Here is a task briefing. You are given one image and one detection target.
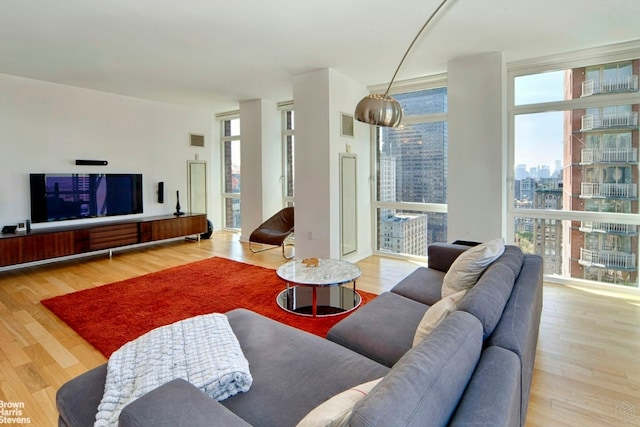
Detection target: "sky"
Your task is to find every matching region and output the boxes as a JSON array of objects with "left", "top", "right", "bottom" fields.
[{"left": 513, "top": 70, "right": 566, "bottom": 170}]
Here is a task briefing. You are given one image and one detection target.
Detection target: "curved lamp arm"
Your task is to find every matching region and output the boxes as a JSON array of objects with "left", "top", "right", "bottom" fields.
[{"left": 355, "top": 0, "right": 451, "bottom": 127}]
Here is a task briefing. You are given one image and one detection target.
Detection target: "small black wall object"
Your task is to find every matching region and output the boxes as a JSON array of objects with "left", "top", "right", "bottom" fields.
[
  {"left": 158, "top": 182, "right": 164, "bottom": 203},
  {"left": 75, "top": 159, "right": 108, "bottom": 166}
]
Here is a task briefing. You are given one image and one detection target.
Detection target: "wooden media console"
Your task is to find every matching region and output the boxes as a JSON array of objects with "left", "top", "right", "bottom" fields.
[{"left": 0, "top": 213, "right": 207, "bottom": 268}]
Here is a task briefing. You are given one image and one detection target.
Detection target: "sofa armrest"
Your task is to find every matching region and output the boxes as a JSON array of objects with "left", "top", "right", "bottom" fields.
[
  {"left": 488, "top": 253, "right": 543, "bottom": 425},
  {"left": 449, "top": 346, "right": 521, "bottom": 427},
  {"left": 119, "top": 379, "right": 252, "bottom": 427},
  {"left": 57, "top": 364, "right": 107, "bottom": 427},
  {"left": 427, "top": 243, "right": 472, "bottom": 272}
]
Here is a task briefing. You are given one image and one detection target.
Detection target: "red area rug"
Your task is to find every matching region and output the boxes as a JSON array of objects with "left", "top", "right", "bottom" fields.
[{"left": 41, "top": 257, "right": 376, "bottom": 358}]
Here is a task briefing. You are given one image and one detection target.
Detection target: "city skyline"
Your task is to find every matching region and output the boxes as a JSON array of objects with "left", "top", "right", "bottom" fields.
[{"left": 514, "top": 161, "right": 562, "bottom": 179}]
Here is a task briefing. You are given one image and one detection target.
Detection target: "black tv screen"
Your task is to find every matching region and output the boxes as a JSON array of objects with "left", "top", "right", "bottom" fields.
[{"left": 30, "top": 173, "right": 143, "bottom": 223}]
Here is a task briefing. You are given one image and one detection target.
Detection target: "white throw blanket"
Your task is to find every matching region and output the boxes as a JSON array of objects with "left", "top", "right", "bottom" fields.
[{"left": 94, "top": 313, "right": 252, "bottom": 427}]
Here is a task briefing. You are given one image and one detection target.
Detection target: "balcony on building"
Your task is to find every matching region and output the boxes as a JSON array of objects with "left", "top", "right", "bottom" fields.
[
  {"left": 580, "top": 111, "right": 639, "bottom": 132},
  {"left": 580, "top": 182, "right": 638, "bottom": 199},
  {"left": 579, "top": 221, "right": 638, "bottom": 235},
  {"left": 580, "top": 147, "right": 638, "bottom": 164},
  {"left": 579, "top": 247, "right": 637, "bottom": 271},
  {"left": 582, "top": 75, "right": 639, "bottom": 97}
]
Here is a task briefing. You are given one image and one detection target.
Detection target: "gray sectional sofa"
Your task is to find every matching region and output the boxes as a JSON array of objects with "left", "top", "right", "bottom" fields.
[{"left": 56, "top": 242, "right": 543, "bottom": 427}]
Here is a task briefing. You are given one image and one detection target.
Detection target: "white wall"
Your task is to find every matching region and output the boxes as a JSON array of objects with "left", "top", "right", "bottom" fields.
[
  {"left": 293, "top": 68, "right": 371, "bottom": 260},
  {"left": 328, "top": 70, "right": 372, "bottom": 261},
  {"left": 447, "top": 53, "right": 506, "bottom": 242},
  {"left": 0, "top": 74, "right": 215, "bottom": 231}
]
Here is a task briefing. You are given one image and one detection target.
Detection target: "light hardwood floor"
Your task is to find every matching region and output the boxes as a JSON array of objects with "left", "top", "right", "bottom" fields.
[{"left": 0, "top": 231, "right": 639, "bottom": 426}]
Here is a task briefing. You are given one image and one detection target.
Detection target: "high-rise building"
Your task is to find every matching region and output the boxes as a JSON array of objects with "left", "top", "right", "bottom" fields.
[
  {"left": 563, "top": 60, "right": 639, "bottom": 285},
  {"left": 553, "top": 160, "right": 562, "bottom": 178},
  {"left": 539, "top": 165, "right": 551, "bottom": 179},
  {"left": 515, "top": 164, "right": 528, "bottom": 180},
  {"left": 533, "top": 180, "right": 563, "bottom": 275},
  {"left": 376, "top": 88, "right": 448, "bottom": 254},
  {"left": 516, "top": 178, "right": 535, "bottom": 204},
  {"left": 378, "top": 154, "right": 430, "bottom": 257},
  {"left": 379, "top": 213, "right": 428, "bottom": 256}
]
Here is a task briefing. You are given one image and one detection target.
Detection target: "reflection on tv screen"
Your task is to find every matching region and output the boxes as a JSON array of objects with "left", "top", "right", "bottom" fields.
[{"left": 30, "top": 173, "right": 143, "bottom": 223}]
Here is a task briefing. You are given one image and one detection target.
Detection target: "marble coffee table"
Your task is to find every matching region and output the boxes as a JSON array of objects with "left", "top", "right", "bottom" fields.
[{"left": 276, "top": 258, "right": 362, "bottom": 317}]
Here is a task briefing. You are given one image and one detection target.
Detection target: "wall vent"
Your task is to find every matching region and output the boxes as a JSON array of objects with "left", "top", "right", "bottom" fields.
[
  {"left": 190, "top": 133, "right": 205, "bottom": 147},
  {"left": 341, "top": 113, "right": 354, "bottom": 137}
]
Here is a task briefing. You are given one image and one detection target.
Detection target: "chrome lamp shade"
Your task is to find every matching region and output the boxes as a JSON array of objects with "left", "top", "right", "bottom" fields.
[
  {"left": 354, "top": 93, "right": 403, "bottom": 128},
  {"left": 354, "top": 0, "right": 450, "bottom": 128}
]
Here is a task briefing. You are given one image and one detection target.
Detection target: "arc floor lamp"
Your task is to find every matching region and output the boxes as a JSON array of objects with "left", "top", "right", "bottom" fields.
[{"left": 354, "top": 0, "right": 451, "bottom": 127}]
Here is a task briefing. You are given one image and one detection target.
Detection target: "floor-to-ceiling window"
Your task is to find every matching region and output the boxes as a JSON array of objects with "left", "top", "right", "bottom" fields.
[
  {"left": 219, "top": 114, "right": 241, "bottom": 229},
  {"left": 509, "top": 46, "right": 640, "bottom": 287},
  {"left": 373, "top": 81, "right": 448, "bottom": 258},
  {"left": 280, "top": 102, "right": 294, "bottom": 207}
]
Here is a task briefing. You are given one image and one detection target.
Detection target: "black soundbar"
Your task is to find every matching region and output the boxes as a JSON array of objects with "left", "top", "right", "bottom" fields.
[{"left": 76, "top": 159, "right": 108, "bottom": 166}]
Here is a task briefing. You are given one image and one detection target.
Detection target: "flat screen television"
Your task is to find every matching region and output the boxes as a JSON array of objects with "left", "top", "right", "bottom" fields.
[{"left": 30, "top": 173, "right": 143, "bottom": 223}]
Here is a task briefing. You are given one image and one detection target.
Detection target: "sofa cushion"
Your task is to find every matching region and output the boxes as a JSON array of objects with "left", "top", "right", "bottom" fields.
[
  {"left": 326, "top": 292, "right": 429, "bottom": 367},
  {"left": 296, "top": 378, "right": 382, "bottom": 427},
  {"left": 221, "top": 309, "right": 389, "bottom": 427},
  {"left": 442, "top": 238, "right": 505, "bottom": 297},
  {"left": 349, "top": 311, "right": 483, "bottom": 427},
  {"left": 457, "top": 263, "right": 515, "bottom": 339},
  {"left": 390, "top": 266, "right": 445, "bottom": 306},
  {"left": 413, "top": 289, "right": 467, "bottom": 347},
  {"left": 494, "top": 245, "right": 525, "bottom": 278}
]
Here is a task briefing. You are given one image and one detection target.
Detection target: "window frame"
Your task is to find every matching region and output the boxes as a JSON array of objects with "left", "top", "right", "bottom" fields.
[
  {"left": 217, "top": 112, "right": 241, "bottom": 231},
  {"left": 369, "top": 75, "right": 449, "bottom": 260},
  {"left": 279, "top": 101, "right": 294, "bottom": 207},
  {"left": 507, "top": 42, "right": 640, "bottom": 287}
]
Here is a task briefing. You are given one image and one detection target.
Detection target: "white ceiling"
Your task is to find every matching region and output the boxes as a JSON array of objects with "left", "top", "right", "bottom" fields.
[{"left": 2, "top": 0, "right": 639, "bottom": 112}]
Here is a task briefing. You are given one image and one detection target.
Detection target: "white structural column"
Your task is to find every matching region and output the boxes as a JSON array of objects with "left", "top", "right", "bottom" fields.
[
  {"left": 293, "top": 68, "right": 371, "bottom": 260},
  {"left": 447, "top": 52, "right": 506, "bottom": 242},
  {"left": 239, "top": 99, "right": 281, "bottom": 241}
]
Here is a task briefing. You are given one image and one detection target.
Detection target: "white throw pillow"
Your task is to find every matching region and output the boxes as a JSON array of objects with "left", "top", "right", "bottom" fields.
[
  {"left": 412, "top": 290, "right": 467, "bottom": 347},
  {"left": 296, "top": 378, "right": 383, "bottom": 427},
  {"left": 441, "top": 238, "right": 505, "bottom": 298}
]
